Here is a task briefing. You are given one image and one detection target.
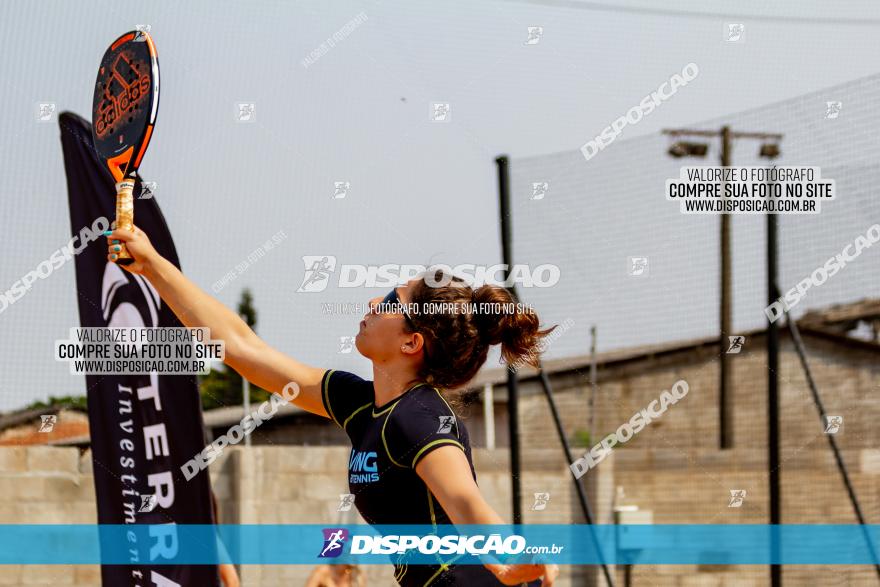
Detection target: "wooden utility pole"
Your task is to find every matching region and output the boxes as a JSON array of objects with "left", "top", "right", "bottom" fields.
[{"left": 661, "top": 127, "right": 782, "bottom": 450}]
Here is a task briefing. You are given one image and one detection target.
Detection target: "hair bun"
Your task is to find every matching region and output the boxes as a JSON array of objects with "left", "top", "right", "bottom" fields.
[
  {"left": 407, "top": 270, "right": 557, "bottom": 390},
  {"left": 472, "top": 286, "right": 505, "bottom": 346}
]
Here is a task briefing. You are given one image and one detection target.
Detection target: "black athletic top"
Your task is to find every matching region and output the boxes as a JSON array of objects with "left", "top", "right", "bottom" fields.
[{"left": 321, "top": 369, "right": 539, "bottom": 587}]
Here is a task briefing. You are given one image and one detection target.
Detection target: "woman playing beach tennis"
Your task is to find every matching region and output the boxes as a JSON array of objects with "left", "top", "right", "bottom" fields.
[{"left": 105, "top": 226, "right": 559, "bottom": 586}]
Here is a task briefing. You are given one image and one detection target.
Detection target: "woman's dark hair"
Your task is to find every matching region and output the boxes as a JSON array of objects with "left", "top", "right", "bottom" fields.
[{"left": 405, "top": 269, "right": 557, "bottom": 390}]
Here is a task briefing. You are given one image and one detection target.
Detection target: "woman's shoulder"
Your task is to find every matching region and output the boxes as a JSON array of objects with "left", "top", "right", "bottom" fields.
[
  {"left": 400, "top": 383, "right": 456, "bottom": 415},
  {"left": 383, "top": 384, "right": 471, "bottom": 467},
  {"left": 324, "top": 369, "right": 373, "bottom": 389}
]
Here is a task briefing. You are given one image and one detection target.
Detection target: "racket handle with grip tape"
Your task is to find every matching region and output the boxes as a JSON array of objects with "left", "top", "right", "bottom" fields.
[{"left": 114, "top": 178, "right": 136, "bottom": 265}]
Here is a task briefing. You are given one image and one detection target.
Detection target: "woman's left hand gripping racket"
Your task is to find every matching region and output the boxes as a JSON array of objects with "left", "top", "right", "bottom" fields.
[{"left": 91, "top": 30, "right": 160, "bottom": 265}]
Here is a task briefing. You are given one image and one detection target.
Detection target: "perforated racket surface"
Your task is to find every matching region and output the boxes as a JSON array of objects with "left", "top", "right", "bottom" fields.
[
  {"left": 92, "top": 30, "right": 159, "bottom": 180},
  {"left": 91, "top": 30, "right": 159, "bottom": 264}
]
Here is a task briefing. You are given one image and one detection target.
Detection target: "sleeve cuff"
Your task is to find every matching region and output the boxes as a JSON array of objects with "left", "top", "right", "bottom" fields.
[
  {"left": 410, "top": 438, "right": 465, "bottom": 469},
  {"left": 320, "top": 369, "right": 340, "bottom": 428}
]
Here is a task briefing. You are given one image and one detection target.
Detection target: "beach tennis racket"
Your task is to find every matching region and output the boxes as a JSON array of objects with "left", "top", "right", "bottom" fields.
[{"left": 91, "top": 29, "right": 160, "bottom": 265}]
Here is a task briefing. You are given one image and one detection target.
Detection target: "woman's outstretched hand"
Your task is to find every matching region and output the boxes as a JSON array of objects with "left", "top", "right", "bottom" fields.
[
  {"left": 485, "top": 562, "right": 558, "bottom": 586},
  {"left": 105, "top": 224, "right": 160, "bottom": 275}
]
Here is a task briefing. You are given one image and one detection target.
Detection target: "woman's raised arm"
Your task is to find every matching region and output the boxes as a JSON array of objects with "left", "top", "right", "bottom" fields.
[
  {"left": 105, "top": 226, "right": 330, "bottom": 418},
  {"left": 416, "top": 446, "right": 558, "bottom": 586}
]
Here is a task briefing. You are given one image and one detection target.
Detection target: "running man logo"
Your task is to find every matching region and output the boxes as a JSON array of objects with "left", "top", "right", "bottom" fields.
[
  {"left": 524, "top": 26, "right": 543, "bottom": 45},
  {"left": 37, "top": 103, "right": 56, "bottom": 122},
  {"left": 138, "top": 494, "right": 158, "bottom": 513},
  {"left": 726, "top": 23, "right": 744, "bottom": 42},
  {"left": 338, "top": 336, "right": 355, "bottom": 354},
  {"left": 38, "top": 415, "right": 57, "bottom": 433},
  {"left": 825, "top": 101, "right": 842, "bottom": 119},
  {"left": 824, "top": 415, "right": 843, "bottom": 434},
  {"left": 431, "top": 102, "right": 450, "bottom": 122},
  {"left": 337, "top": 493, "right": 355, "bottom": 512},
  {"left": 437, "top": 415, "right": 456, "bottom": 434},
  {"left": 133, "top": 24, "right": 151, "bottom": 42},
  {"left": 139, "top": 181, "right": 157, "bottom": 200},
  {"left": 318, "top": 528, "right": 349, "bottom": 558},
  {"left": 333, "top": 181, "right": 351, "bottom": 199},
  {"left": 349, "top": 450, "right": 379, "bottom": 483},
  {"left": 297, "top": 256, "right": 338, "bottom": 292},
  {"left": 627, "top": 256, "right": 649, "bottom": 276},
  {"left": 531, "top": 492, "right": 550, "bottom": 511},
  {"left": 237, "top": 103, "right": 255, "bottom": 122},
  {"left": 531, "top": 182, "right": 549, "bottom": 200},
  {"left": 728, "top": 489, "right": 746, "bottom": 508},
  {"left": 727, "top": 336, "right": 745, "bottom": 354}
]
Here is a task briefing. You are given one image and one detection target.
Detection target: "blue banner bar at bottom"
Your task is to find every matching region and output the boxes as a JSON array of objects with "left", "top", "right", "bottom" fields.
[{"left": 1, "top": 524, "right": 879, "bottom": 565}]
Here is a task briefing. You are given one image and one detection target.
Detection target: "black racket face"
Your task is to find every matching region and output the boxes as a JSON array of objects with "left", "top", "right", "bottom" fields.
[{"left": 91, "top": 30, "right": 159, "bottom": 181}]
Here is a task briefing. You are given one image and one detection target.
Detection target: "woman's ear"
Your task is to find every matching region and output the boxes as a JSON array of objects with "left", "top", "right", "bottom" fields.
[{"left": 400, "top": 332, "right": 426, "bottom": 356}]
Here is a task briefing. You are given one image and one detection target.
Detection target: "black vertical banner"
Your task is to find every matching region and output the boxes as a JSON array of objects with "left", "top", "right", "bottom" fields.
[{"left": 59, "top": 111, "right": 220, "bottom": 587}]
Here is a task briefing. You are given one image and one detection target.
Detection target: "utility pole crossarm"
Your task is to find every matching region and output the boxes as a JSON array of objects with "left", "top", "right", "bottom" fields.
[{"left": 662, "top": 128, "right": 783, "bottom": 140}]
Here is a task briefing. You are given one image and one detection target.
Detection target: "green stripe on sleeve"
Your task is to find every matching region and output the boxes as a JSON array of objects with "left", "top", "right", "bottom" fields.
[
  {"left": 322, "top": 369, "right": 339, "bottom": 426},
  {"left": 411, "top": 439, "right": 465, "bottom": 468}
]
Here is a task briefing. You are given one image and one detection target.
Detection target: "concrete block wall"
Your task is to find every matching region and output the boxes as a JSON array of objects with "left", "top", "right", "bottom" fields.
[
  {"left": 518, "top": 337, "right": 879, "bottom": 453},
  {"left": 0, "top": 445, "right": 594, "bottom": 586},
  {"left": 0, "top": 446, "right": 98, "bottom": 585},
  {"left": 1, "top": 443, "right": 873, "bottom": 585},
  {"left": 516, "top": 336, "right": 880, "bottom": 586}
]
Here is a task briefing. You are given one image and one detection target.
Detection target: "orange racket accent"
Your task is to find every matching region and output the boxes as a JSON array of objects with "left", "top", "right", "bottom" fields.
[
  {"left": 111, "top": 33, "right": 134, "bottom": 51},
  {"left": 134, "top": 125, "right": 153, "bottom": 168},
  {"left": 110, "top": 55, "right": 132, "bottom": 88},
  {"left": 106, "top": 146, "right": 134, "bottom": 182},
  {"left": 144, "top": 34, "right": 158, "bottom": 58}
]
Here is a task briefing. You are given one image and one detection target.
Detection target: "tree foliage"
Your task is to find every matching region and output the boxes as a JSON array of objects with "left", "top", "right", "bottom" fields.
[{"left": 198, "top": 288, "right": 271, "bottom": 411}]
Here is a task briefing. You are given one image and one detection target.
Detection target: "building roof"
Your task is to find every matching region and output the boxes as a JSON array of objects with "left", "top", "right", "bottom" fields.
[
  {"left": 799, "top": 298, "right": 880, "bottom": 330},
  {"left": 202, "top": 401, "right": 306, "bottom": 428},
  {"left": 465, "top": 297, "right": 880, "bottom": 390},
  {"left": 0, "top": 407, "right": 90, "bottom": 446}
]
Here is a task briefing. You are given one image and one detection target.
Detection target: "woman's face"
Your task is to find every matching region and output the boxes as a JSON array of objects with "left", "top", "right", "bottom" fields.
[{"left": 355, "top": 279, "right": 418, "bottom": 361}]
